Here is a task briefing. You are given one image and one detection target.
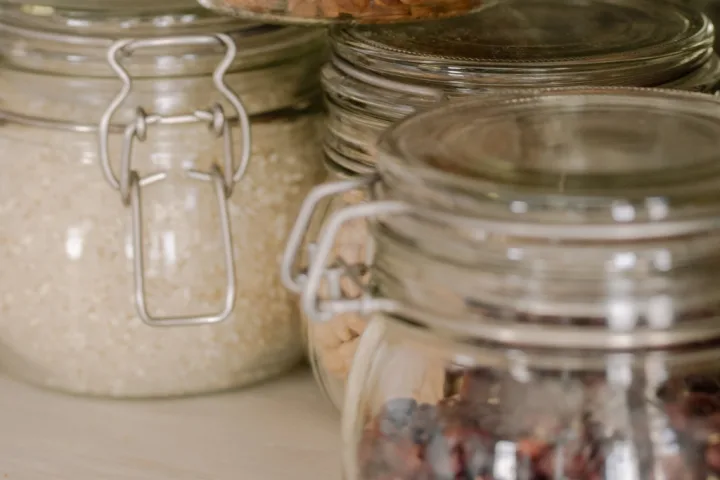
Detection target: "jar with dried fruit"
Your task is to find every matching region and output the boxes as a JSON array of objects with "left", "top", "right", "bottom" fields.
[
  {"left": 198, "top": 0, "right": 483, "bottom": 25},
  {"left": 298, "top": 88, "right": 720, "bottom": 479},
  {"left": 0, "top": 4, "right": 327, "bottom": 397},
  {"left": 281, "top": 0, "right": 720, "bottom": 413}
]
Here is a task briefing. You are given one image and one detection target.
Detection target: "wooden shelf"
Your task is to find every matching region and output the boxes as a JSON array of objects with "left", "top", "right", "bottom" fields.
[{"left": 0, "top": 368, "right": 341, "bottom": 479}]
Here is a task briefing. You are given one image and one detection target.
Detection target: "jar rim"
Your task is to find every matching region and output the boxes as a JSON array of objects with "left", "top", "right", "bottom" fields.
[
  {"left": 330, "top": 0, "right": 714, "bottom": 89},
  {"left": 322, "top": 54, "right": 720, "bottom": 172},
  {"left": 0, "top": 4, "right": 327, "bottom": 77},
  {"left": 2, "top": 0, "right": 197, "bottom": 11},
  {"left": 375, "top": 87, "right": 720, "bottom": 241}
]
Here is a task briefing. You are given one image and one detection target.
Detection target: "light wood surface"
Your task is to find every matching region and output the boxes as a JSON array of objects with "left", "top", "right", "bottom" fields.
[{"left": 0, "top": 368, "right": 341, "bottom": 479}]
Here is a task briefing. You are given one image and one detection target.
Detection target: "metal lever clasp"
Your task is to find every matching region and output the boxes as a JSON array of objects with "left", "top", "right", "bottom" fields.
[
  {"left": 301, "top": 199, "right": 410, "bottom": 323},
  {"left": 130, "top": 165, "right": 236, "bottom": 327},
  {"left": 98, "top": 34, "right": 252, "bottom": 197},
  {"left": 281, "top": 175, "right": 378, "bottom": 294},
  {"left": 99, "top": 33, "right": 250, "bottom": 327}
]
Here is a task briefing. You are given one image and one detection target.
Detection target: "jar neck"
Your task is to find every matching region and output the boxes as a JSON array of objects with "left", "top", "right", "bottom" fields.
[
  {"left": 362, "top": 165, "right": 720, "bottom": 350},
  {"left": 370, "top": 217, "right": 720, "bottom": 349}
]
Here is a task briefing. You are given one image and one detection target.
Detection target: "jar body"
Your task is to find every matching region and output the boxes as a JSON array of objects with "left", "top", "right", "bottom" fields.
[
  {"left": 344, "top": 315, "right": 720, "bottom": 480},
  {"left": 0, "top": 100, "right": 325, "bottom": 398}
]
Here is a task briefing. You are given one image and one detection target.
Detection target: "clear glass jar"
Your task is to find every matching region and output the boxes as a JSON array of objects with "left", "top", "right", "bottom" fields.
[
  {"left": 325, "top": 0, "right": 720, "bottom": 170},
  {"left": 0, "top": 4, "right": 327, "bottom": 397},
  {"left": 198, "top": 0, "right": 483, "bottom": 26},
  {"left": 283, "top": 0, "right": 720, "bottom": 412},
  {"left": 297, "top": 87, "right": 720, "bottom": 479}
]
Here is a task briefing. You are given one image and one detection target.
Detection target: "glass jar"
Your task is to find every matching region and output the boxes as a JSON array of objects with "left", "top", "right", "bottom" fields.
[
  {"left": 325, "top": 0, "right": 720, "bottom": 171},
  {"left": 0, "top": 4, "right": 327, "bottom": 397},
  {"left": 282, "top": 0, "right": 720, "bottom": 412},
  {"left": 198, "top": 0, "right": 483, "bottom": 26},
  {"left": 298, "top": 87, "right": 720, "bottom": 479}
]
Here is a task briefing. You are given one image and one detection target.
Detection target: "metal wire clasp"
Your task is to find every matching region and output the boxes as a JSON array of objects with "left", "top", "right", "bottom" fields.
[
  {"left": 280, "top": 175, "right": 377, "bottom": 294},
  {"left": 282, "top": 178, "right": 409, "bottom": 323},
  {"left": 98, "top": 34, "right": 251, "bottom": 327}
]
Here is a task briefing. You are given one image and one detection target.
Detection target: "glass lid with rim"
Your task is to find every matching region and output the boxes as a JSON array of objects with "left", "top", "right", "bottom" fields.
[
  {"left": 0, "top": 2, "right": 326, "bottom": 123},
  {"left": 1, "top": 0, "right": 196, "bottom": 11},
  {"left": 359, "top": 87, "right": 720, "bottom": 335},
  {"left": 375, "top": 88, "right": 720, "bottom": 236},
  {"left": 330, "top": 0, "right": 715, "bottom": 89},
  {"left": 0, "top": 4, "right": 325, "bottom": 76}
]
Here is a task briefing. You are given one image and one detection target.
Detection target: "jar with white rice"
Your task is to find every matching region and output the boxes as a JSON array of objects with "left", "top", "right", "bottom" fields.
[{"left": 0, "top": 3, "right": 327, "bottom": 397}]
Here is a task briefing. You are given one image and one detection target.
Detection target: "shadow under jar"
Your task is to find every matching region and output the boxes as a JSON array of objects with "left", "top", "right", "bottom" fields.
[
  {"left": 0, "top": 4, "right": 327, "bottom": 397},
  {"left": 282, "top": 0, "right": 720, "bottom": 412},
  {"left": 299, "top": 88, "right": 720, "bottom": 479}
]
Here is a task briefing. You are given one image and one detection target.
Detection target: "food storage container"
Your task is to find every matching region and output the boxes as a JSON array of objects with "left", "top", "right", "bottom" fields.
[
  {"left": 325, "top": 0, "right": 719, "bottom": 170},
  {"left": 198, "top": 0, "right": 483, "bottom": 26},
  {"left": 281, "top": 0, "right": 720, "bottom": 411},
  {"left": 297, "top": 87, "right": 720, "bottom": 479},
  {"left": 0, "top": 4, "right": 327, "bottom": 397}
]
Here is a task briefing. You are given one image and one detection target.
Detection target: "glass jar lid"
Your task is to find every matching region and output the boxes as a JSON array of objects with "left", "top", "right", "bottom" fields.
[
  {"left": 331, "top": 0, "right": 714, "bottom": 89},
  {"left": 0, "top": 4, "right": 326, "bottom": 123},
  {"left": 362, "top": 87, "right": 720, "bottom": 347},
  {"left": 377, "top": 87, "right": 720, "bottom": 236},
  {"left": 2, "top": 0, "right": 196, "bottom": 12},
  {"left": 0, "top": 5, "right": 325, "bottom": 73}
]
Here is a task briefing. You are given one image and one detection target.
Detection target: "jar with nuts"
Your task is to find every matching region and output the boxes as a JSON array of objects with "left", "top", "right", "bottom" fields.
[
  {"left": 296, "top": 88, "right": 720, "bottom": 478},
  {"left": 323, "top": 0, "right": 720, "bottom": 172},
  {"left": 282, "top": 0, "right": 720, "bottom": 413},
  {"left": 283, "top": 155, "right": 378, "bottom": 409},
  {"left": 198, "top": 0, "right": 483, "bottom": 24}
]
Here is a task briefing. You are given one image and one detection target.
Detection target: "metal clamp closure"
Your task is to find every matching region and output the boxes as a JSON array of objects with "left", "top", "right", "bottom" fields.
[
  {"left": 298, "top": 181, "right": 720, "bottom": 351},
  {"left": 282, "top": 177, "right": 410, "bottom": 323},
  {"left": 99, "top": 34, "right": 250, "bottom": 327},
  {"left": 280, "top": 175, "right": 377, "bottom": 294}
]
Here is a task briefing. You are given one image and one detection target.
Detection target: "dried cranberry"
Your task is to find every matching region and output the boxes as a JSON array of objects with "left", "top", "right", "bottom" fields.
[
  {"left": 684, "top": 376, "right": 720, "bottom": 396},
  {"left": 378, "top": 398, "right": 418, "bottom": 438},
  {"left": 360, "top": 431, "right": 423, "bottom": 479},
  {"left": 684, "top": 393, "right": 720, "bottom": 418},
  {"left": 410, "top": 403, "right": 438, "bottom": 446},
  {"left": 706, "top": 442, "right": 720, "bottom": 473}
]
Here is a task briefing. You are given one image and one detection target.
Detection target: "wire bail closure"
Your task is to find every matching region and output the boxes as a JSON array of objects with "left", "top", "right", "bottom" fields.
[
  {"left": 280, "top": 175, "right": 377, "bottom": 294},
  {"left": 280, "top": 175, "right": 407, "bottom": 323},
  {"left": 293, "top": 180, "right": 720, "bottom": 350},
  {"left": 98, "top": 34, "right": 251, "bottom": 327}
]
